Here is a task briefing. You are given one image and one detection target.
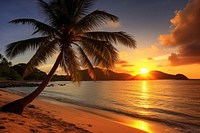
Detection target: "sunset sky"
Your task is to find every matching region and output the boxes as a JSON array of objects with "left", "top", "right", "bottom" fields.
[{"left": 0, "top": 0, "right": 200, "bottom": 79}]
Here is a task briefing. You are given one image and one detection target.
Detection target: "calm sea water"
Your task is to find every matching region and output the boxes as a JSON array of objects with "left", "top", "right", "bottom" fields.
[{"left": 8, "top": 80, "right": 200, "bottom": 133}]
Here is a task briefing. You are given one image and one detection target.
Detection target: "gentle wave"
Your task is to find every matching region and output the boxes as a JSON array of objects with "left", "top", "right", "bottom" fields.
[{"left": 8, "top": 80, "right": 200, "bottom": 133}]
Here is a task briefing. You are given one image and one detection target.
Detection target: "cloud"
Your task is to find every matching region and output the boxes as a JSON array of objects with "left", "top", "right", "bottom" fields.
[
  {"left": 121, "top": 64, "right": 135, "bottom": 67},
  {"left": 159, "top": 0, "right": 200, "bottom": 65},
  {"left": 116, "top": 60, "right": 128, "bottom": 64},
  {"left": 168, "top": 43, "right": 200, "bottom": 66},
  {"left": 116, "top": 59, "right": 134, "bottom": 67},
  {"left": 147, "top": 57, "right": 154, "bottom": 60}
]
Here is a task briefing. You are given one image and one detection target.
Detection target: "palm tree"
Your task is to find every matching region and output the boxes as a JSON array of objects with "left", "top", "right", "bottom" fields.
[
  {"left": 0, "top": 53, "right": 12, "bottom": 67},
  {"left": 0, "top": 53, "right": 3, "bottom": 60},
  {"left": 1, "top": 0, "right": 136, "bottom": 114}
]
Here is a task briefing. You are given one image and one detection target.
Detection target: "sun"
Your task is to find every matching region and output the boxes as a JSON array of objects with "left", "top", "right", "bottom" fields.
[{"left": 140, "top": 68, "right": 149, "bottom": 74}]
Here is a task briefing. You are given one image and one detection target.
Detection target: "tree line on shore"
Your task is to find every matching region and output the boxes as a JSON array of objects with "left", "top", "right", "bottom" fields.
[
  {"left": 0, "top": 53, "right": 46, "bottom": 81},
  {"left": 1, "top": 53, "right": 130, "bottom": 81},
  {"left": 0, "top": 53, "right": 133, "bottom": 81},
  {"left": 1, "top": 53, "right": 188, "bottom": 81}
]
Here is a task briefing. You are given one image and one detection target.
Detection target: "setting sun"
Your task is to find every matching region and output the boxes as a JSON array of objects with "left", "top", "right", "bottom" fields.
[
  {"left": 140, "top": 68, "right": 149, "bottom": 74},
  {"left": 0, "top": 1, "right": 200, "bottom": 133}
]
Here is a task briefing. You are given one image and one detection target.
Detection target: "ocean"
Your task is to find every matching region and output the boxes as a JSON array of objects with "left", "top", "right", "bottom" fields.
[{"left": 8, "top": 80, "right": 200, "bottom": 133}]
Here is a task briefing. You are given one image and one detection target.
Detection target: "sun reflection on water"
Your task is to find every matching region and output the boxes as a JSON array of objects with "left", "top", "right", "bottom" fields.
[
  {"left": 142, "top": 81, "right": 148, "bottom": 93},
  {"left": 129, "top": 120, "right": 151, "bottom": 132},
  {"left": 138, "top": 81, "right": 150, "bottom": 115}
]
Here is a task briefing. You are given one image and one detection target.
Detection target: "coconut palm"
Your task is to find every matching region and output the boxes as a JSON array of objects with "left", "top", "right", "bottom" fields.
[
  {"left": 1, "top": 0, "right": 136, "bottom": 114},
  {"left": 0, "top": 53, "right": 12, "bottom": 67},
  {"left": 0, "top": 53, "right": 3, "bottom": 60}
]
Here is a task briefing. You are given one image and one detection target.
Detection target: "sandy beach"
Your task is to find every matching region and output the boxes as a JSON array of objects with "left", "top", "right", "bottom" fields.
[{"left": 0, "top": 88, "right": 181, "bottom": 133}]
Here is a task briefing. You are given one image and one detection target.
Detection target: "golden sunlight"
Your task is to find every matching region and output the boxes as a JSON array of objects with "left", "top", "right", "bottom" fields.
[
  {"left": 140, "top": 68, "right": 149, "bottom": 74},
  {"left": 130, "top": 120, "right": 150, "bottom": 132}
]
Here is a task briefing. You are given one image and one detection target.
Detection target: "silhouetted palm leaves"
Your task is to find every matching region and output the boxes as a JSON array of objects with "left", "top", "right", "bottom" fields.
[
  {"left": 1, "top": 0, "right": 136, "bottom": 114},
  {"left": 6, "top": 0, "right": 136, "bottom": 81}
]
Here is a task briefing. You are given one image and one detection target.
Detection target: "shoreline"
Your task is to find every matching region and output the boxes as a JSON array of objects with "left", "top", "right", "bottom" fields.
[
  {"left": 0, "top": 81, "right": 40, "bottom": 88},
  {"left": 0, "top": 88, "right": 181, "bottom": 133}
]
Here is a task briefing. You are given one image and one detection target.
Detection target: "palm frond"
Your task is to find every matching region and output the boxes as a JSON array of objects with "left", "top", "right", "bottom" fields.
[
  {"left": 60, "top": 47, "right": 80, "bottom": 82},
  {"left": 24, "top": 39, "right": 58, "bottom": 77},
  {"left": 6, "top": 37, "right": 48, "bottom": 59},
  {"left": 49, "top": 0, "right": 72, "bottom": 26},
  {"left": 74, "top": 10, "right": 118, "bottom": 32},
  {"left": 82, "top": 31, "right": 136, "bottom": 48},
  {"left": 38, "top": 0, "right": 61, "bottom": 28},
  {"left": 77, "top": 36, "right": 119, "bottom": 68},
  {"left": 53, "top": 0, "right": 93, "bottom": 21},
  {"left": 76, "top": 45, "right": 95, "bottom": 79},
  {"left": 41, "top": 0, "right": 78, "bottom": 28},
  {"left": 10, "top": 19, "right": 58, "bottom": 36},
  {"left": 75, "top": 0, "right": 94, "bottom": 17}
]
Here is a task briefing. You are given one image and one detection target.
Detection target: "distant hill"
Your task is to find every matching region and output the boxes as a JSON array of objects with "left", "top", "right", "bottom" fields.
[
  {"left": 133, "top": 70, "right": 188, "bottom": 80},
  {"left": 79, "top": 68, "right": 133, "bottom": 80},
  {"left": 0, "top": 53, "right": 189, "bottom": 81},
  {"left": 0, "top": 61, "right": 188, "bottom": 81},
  {"left": 52, "top": 69, "right": 188, "bottom": 81},
  {"left": 11, "top": 63, "right": 47, "bottom": 80},
  {"left": 52, "top": 68, "right": 133, "bottom": 81}
]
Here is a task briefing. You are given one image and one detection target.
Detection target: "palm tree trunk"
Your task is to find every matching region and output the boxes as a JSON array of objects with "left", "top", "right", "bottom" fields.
[{"left": 1, "top": 52, "right": 63, "bottom": 114}]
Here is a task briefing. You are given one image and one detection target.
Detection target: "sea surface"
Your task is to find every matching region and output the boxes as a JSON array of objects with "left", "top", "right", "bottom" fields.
[{"left": 8, "top": 80, "right": 200, "bottom": 133}]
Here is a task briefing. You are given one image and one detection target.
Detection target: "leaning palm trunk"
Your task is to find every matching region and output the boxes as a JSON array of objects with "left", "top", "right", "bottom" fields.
[
  {"left": 1, "top": 52, "right": 63, "bottom": 114},
  {"left": 1, "top": 0, "right": 136, "bottom": 115}
]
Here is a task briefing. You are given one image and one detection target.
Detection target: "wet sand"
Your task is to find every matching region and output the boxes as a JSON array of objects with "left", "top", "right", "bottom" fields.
[{"left": 0, "top": 88, "right": 181, "bottom": 133}]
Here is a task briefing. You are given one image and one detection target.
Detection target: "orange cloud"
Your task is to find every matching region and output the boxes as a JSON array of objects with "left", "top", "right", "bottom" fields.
[
  {"left": 116, "top": 59, "right": 134, "bottom": 67},
  {"left": 147, "top": 57, "right": 154, "bottom": 60},
  {"left": 121, "top": 64, "right": 135, "bottom": 67},
  {"left": 116, "top": 60, "right": 128, "bottom": 64},
  {"left": 168, "top": 43, "right": 200, "bottom": 66},
  {"left": 159, "top": 0, "right": 200, "bottom": 66}
]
